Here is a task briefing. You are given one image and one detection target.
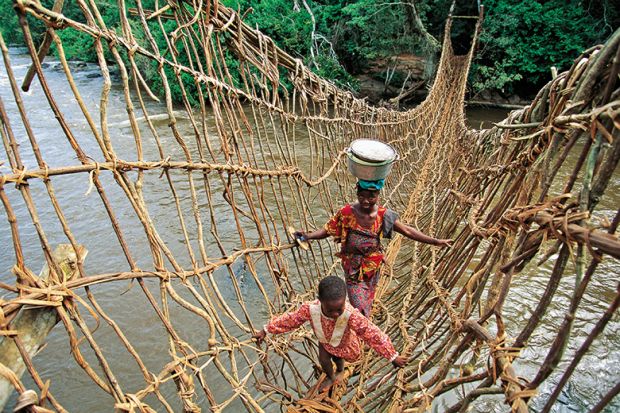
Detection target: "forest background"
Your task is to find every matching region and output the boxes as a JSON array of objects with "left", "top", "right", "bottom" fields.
[{"left": 1, "top": 0, "right": 618, "bottom": 106}]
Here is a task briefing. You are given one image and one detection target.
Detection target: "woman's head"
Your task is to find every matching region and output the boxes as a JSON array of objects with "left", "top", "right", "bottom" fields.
[
  {"left": 356, "top": 179, "right": 384, "bottom": 192},
  {"left": 356, "top": 183, "right": 379, "bottom": 210},
  {"left": 318, "top": 276, "right": 347, "bottom": 318},
  {"left": 356, "top": 179, "right": 383, "bottom": 209},
  {"left": 355, "top": 182, "right": 380, "bottom": 195}
]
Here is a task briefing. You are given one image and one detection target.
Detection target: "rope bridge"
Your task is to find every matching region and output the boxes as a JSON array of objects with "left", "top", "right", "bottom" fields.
[{"left": 0, "top": 0, "right": 619, "bottom": 412}]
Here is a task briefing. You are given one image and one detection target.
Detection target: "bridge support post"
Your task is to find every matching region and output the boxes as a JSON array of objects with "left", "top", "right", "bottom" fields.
[{"left": 0, "top": 244, "right": 86, "bottom": 411}]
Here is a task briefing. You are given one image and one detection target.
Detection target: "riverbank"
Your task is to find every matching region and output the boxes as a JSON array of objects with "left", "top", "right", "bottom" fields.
[{"left": 356, "top": 70, "right": 530, "bottom": 110}]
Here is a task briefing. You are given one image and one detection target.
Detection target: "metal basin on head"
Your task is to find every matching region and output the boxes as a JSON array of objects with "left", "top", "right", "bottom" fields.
[{"left": 347, "top": 139, "right": 398, "bottom": 180}]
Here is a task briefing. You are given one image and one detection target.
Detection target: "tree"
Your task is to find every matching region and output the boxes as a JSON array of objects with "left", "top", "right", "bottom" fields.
[
  {"left": 3, "top": 0, "right": 617, "bottom": 102},
  {"left": 472, "top": 0, "right": 618, "bottom": 96}
]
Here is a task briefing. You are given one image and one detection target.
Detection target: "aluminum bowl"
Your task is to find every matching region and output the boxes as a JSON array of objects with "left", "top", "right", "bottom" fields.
[
  {"left": 346, "top": 151, "right": 395, "bottom": 180},
  {"left": 349, "top": 139, "right": 397, "bottom": 163}
]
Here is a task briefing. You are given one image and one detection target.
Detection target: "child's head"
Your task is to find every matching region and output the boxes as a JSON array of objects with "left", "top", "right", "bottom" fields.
[{"left": 318, "top": 276, "right": 347, "bottom": 318}]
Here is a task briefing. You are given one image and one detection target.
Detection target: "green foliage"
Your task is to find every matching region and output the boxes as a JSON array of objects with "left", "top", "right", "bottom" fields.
[
  {"left": 0, "top": 0, "right": 49, "bottom": 46},
  {"left": 313, "top": 51, "right": 359, "bottom": 90},
  {"left": 471, "top": 63, "right": 523, "bottom": 93},
  {"left": 473, "top": 0, "right": 616, "bottom": 95},
  {"left": 0, "top": 1, "right": 21, "bottom": 45},
  {"left": 0, "top": 0, "right": 120, "bottom": 60},
  {"left": 224, "top": 0, "right": 356, "bottom": 89},
  {"left": 321, "top": 0, "right": 452, "bottom": 86},
  {"left": 2, "top": 0, "right": 618, "bottom": 102},
  {"left": 338, "top": 0, "right": 439, "bottom": 64},
  {"left": 226, "top": 0, "right": 312, "bottom": 57},
  {"left": 135, "top": 16, "right": 202, "bottom": 108}
]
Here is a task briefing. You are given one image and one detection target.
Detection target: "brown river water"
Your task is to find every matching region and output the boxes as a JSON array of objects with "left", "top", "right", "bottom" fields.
[{"left": 1, "top": 49, "right": 618, "bottom": 412}]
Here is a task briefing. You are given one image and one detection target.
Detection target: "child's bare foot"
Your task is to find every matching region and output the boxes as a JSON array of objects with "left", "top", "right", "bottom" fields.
[{"left": 319, "top": 377, "right": 334, "bottom": 393}]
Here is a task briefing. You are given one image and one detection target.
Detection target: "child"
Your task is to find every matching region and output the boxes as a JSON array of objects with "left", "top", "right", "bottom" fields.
[
  {"left": 253, "top": 276, "right": 408, "bottom": 392},
  {"left": 295, "top": 179, "right": 452, "bottom": 317}
]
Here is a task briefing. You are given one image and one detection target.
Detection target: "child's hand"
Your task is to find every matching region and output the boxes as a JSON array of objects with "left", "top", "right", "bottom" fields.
[
  {"left": 252, "top": 329, "right": 266, "bottom": 345},
  {"left": 435, "top": 238, "right": 453, "bottom": 248},
  {"left": 392, "top": 355, "right": 409, "bottom": 368}
]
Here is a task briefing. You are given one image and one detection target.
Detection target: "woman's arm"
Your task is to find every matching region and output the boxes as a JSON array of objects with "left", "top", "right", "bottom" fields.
[
  {"left": 393, "top": 220, "right": 453, "bottom": 247},
  {"left": 295, "top": 206, "right": 345, "bottom": 242},
  {"left": 296, "top": 228, "right": 329, "bottom": 240}
]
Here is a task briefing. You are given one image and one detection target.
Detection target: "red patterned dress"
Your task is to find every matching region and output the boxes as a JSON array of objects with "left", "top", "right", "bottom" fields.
[
  {"left": 264, "top": 300, "right": 398, "bottom": 362},
  {"left": 324, "top": 204, "right": 396, "bottom": 316}
]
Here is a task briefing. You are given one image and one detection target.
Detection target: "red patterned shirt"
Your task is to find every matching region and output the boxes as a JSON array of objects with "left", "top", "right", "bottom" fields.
[
  {"left": 264, "top": 300, "right": 398, "bottom": 362},
  {"left": 324, "top": 204, "right": 387, "bottom": 281}
]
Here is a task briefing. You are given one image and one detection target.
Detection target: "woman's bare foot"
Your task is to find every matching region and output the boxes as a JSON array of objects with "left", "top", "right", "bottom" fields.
[
  {"left": 319, "top": 371, "right": 344, "bottom": 393},
  {"left": 334, "top": 370, "right": 345, "bottom": 383},
  {"left": 319, "top": 377, "right": 334, "bottom": 393}
]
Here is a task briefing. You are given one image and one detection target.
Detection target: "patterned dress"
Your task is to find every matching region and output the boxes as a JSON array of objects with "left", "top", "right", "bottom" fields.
[
  {"left": 324, "top": 204, "right": 397, "bottom": 316},
  {"left": 264, "top": 300, "right": 398, "bottom": 362}
]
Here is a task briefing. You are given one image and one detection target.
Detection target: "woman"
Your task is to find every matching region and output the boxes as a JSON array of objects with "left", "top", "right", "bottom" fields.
[{"left": 295, "top": 179, "right": 452, "bottom": 317}]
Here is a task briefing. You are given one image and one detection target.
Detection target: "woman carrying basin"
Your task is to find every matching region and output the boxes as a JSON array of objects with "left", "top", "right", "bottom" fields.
[{"left": 295, "top": 139, "right": 452, "bottom": 317}]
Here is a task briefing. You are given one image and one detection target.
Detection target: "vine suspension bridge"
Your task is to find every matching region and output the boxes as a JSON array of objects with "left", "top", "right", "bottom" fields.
[{"left": 0, "top": 0, "right": 619, "bottom": 412}]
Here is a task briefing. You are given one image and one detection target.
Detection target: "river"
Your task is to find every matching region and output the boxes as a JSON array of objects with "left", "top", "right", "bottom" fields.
[{"left": 0, "top": 48, "right": 618, "bottom": 412}]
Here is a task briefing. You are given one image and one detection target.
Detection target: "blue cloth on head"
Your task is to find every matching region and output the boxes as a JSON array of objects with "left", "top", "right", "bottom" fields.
[{"left": 358, "top": 179, "right": 385, "bottom": 190}]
